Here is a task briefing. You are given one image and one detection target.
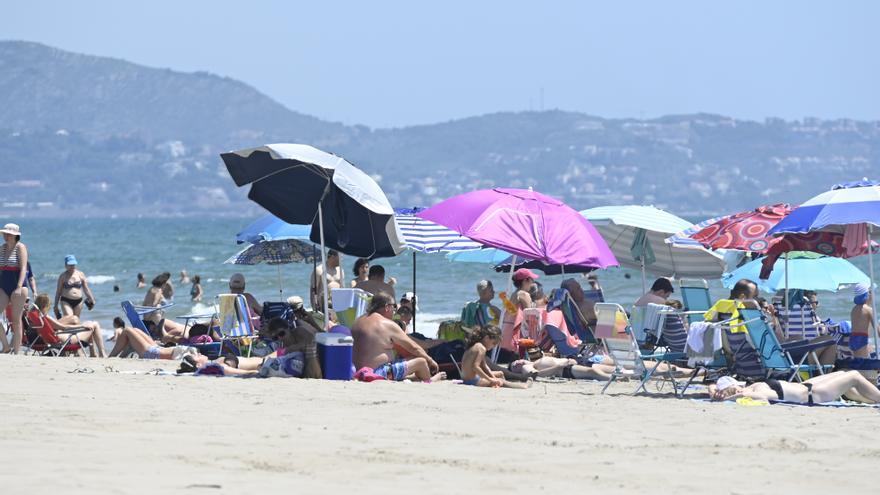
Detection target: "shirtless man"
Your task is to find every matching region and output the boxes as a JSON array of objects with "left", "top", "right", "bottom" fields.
[
  {"left": 634, "top": 277, "right": 674, "bottom": 307},
  {"left": 355, "top": 265, "right": 395, "bottom": 300},
  {"left": 850, "top": 283, "right": 876, "bottom": 359},
  {"left": 351, "top": 292, "right": 444, "bottom": 382},
  {"left": 311, "top": 249, "right": 343, "bottom": 311}
]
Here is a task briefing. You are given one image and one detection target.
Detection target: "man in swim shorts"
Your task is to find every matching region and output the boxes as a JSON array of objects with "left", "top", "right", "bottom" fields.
[
  {"left": 351, "top": 292, "right": 445, "bottom": 382},
  {"left": 850, "top": 283, "right": 876, "bottom": 358}
]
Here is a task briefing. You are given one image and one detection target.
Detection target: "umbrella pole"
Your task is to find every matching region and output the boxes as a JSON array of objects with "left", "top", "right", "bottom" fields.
[
  {"left": 318, "top": 203, "right": 330, "bottom": 330},
  {"left": 784, "top": 252, "right": 789, "bottom": 339},
  {"left": 869, "top": 224, "right": 879, "bottom": 356},
  {"left": 412, "top": 251, "right": 417, "bottom": 333},
  {"left": 278, "top": 265, "right": 283, "bottom": 299},
  {"left": 640, "top": 258, "right": 647, "bottom": 294}
]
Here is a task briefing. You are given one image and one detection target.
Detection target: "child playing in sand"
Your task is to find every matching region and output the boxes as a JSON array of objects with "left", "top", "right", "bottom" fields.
[{"left": 461, "top": 326, "right": 529, "bottom": 389}]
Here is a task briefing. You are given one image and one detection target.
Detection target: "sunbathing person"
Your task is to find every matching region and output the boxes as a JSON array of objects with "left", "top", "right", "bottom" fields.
[
  {"left": 33, "top": 293, "right": 107, "bottom": 357},
  {"left": 709, "top": 371, "right": 880, "bottom": 405},
  {"left": 460, "top": 325, "right": 529, "bottom": 389},
  {"left": 180, "top": 318, "right": 321, "bottom": 378},
  {"left": 351, "top": 292, "right": 444, "bottom": 382},
  {"left": 108, "top": 326, "right": 196, "bottom": 360},
  {"left": 509, "top": 356, "right": 614, "bottom": 381}
]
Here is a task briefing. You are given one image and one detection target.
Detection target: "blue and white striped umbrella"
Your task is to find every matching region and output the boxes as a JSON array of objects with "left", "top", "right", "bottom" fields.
[
  {"left": 394, "top": 207, "right": 482, "bottom": 253},
  {"left": 768, "top": 179, "right": 880, "bottom": 238}
]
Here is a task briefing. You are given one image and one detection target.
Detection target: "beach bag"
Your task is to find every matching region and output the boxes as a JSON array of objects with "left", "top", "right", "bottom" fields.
[
  {"left": 438, "top": 320, "right": 467, "bottom": 342},
  {"left": 259, "top": 351, "right": 305, "bottom": 378},
  {"left": 261, "top": 301, "right": 296, "bottom": 328}
]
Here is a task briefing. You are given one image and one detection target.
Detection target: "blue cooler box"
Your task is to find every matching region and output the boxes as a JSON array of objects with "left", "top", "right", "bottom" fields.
[{"left": 316, "top": 333, "right": 354, "bottom": 380}]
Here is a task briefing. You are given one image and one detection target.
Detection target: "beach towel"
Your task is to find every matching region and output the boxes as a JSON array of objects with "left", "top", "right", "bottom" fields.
[
  {"left": 500, "top": 309, "right": 524, "bottom": 352},
  {"left": 643, "top": 303, "right": 667, "bottom": 341},
  {"left": 543, "top": 309, "right": 580, "bottom": 349},
  {"left": 686, "top": 321, "right": 721, "bottom": 364},
  {"left": 843, "top": 223, "right": 869, "bottom": 257},
  {"left": 460, "top": 301, "right": 495, "bottom": 327},
  {"left": 704, "top": 300, "right": 748, "bottom": 333}
]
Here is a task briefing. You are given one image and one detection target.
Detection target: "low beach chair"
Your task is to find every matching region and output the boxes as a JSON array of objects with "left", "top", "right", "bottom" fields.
[
  {"left": 216, "top": 293, "right": 258, "bottom": 357},
  {"left": 777, "top": 304, "right": 823, "bottom": 341},
  {"left": 595, "top": 303, "right": 680, "bottom": 395},
  {"left": 121, "top": 300, "right": 174, "bottom": 337},
  {"left": 549, "top": 288, "right": 599, "bottom": 346},
  {"left": 738, "top": 308, "right": 831, "bottom": 381},
  {"left": 24, "top": 309, "right": 87, "bottom": 357},
  {"left": 679, "top": 279, "right": 712, "bottom": 324},
  {"left": 679, "top": 320, "right": 729, "bottom": 396}
]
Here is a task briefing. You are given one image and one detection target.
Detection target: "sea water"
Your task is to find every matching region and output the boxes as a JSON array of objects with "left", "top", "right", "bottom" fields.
[{"left": 5, "top": 217, "right": 871, "bottom": 338}]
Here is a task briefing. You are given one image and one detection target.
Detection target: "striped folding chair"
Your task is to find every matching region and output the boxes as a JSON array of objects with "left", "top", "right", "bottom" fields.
[
  {"left": 595, "top": 303, "right": 680, "bottom": 395},
  {"left": 217, "top": 293, "right": 258, "bottom": 357},
  {"left": 777, "top": 304, "right": 823, "bottom": 341}
]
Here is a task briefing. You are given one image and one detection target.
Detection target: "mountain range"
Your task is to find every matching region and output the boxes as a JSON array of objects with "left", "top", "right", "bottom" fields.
[{"left": 1, "top": 40, "right": 877, "bottom": 218}]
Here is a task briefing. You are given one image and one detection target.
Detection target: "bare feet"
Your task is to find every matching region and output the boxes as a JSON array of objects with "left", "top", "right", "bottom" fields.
[{"left": 430, "top": 371, "right": 447, "bottom": 382}]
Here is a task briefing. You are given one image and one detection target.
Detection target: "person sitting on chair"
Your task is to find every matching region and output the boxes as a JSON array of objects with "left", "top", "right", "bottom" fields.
[
  {"left": 33, "top": 293, "right": 106, "bottom": 357},
  {"left": 634, "top": 277, "right": 675, "bottom": 307}
]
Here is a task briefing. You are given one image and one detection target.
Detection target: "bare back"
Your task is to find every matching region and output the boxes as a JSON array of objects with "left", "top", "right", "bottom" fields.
[
  {"left": 355, "top": 279, "right": 396, "bottom": 300},
  {"left": 352, "top": 312, "right": 405, "bottom": 369},
  {"left": 851, "top": 303, "right": 875, "bottom": 335}
]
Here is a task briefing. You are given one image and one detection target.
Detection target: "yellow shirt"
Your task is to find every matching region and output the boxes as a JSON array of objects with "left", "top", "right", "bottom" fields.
[{"left": 704, "top": 299, "right": 748, "bottom": 333}]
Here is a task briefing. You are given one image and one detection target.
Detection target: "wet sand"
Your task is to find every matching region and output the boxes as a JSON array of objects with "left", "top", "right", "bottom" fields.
[{"left": 0, "top": 354, "right": 877, "bottom": 494}]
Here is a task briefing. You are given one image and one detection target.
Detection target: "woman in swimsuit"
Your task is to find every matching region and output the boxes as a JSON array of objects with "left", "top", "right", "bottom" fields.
[
  {"left": 108, "top": 325, "right": 197, "bottom": 360},
  {"left": 709, "top": 371, "right": 880, "bottom": 405},
  {"left": 0, "top": 223, "right": 29, "bottom": 354},
  {"left": 34, "top": 293, "right": 107, "bottom": 357},
  {"left": 54, "top": 255, "right": 95, "bottom": 318},
  {"left": 350, "top": 258, "right": 369, "bottom": 288},
  {"left": 460, "top": 325, "right": 529, "bottom": 389},
  {"left": 190, "top": 275, "right": 203, "bottom": 302}
]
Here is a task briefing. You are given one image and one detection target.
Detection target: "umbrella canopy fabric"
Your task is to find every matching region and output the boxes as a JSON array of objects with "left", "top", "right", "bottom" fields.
[
  {"left": 582, "top": 205, "right": 726, "bottom": 278},
  {"left": 418, "top": 188, "right": 617, "bottom": 268},
  {"left": 235, "top": 214, "right": 312, "bottom": 244},
  {"left": 221, "top": 144, "right": 404, "bottom": 258},
  {"left": 445, "top": 248, "right": 594, "bottom": 274},
  {"left": 722, "top": 252, "right": 869, "bottom": 293},
  {"left": 768, "top": 179, "right": 880, "bottom": 237},
  {"left": 688, "top": 203, "right": 792, "bottom": 253},
  {"left": 665, "top": 215, "right": 726, "bottom": 250},
  {"left": 394, "top": 207, "right": 482, "bottom": 253},
  {"left": 224, "top": 239, "right": 316, "bottom": 265}
]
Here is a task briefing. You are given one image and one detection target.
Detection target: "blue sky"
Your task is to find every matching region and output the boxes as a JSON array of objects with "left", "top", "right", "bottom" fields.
[{"left": 4, "top": 1, "right": 878, "bottom": 127}]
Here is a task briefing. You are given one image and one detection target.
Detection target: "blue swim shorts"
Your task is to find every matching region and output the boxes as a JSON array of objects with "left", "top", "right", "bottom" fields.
[
  {"left": 373, "top": 360, "right": 408, "bottom": 381},
  {"left": 850, "top": 334, "right": 869, "bottom": 352}
]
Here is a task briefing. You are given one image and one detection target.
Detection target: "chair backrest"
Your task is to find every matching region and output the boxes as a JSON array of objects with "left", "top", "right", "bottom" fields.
[
  {"left": 26, "top": 311, "right": 65, "bottom": 346},
  {"left": 545, "top": 324, "right": 580, "bottom": 358},
  {"left": 722, "top": 325, "right": 765, "bottom": 380},
  {"left": 595, "top": 303, "right": 645, "bottom": 374},
  {"left": 679, "top": 279, "right": 711, "bottom": 323},
  {"left": 556, "top": 289, "right": 596, "bottom": 344},
  {"left": 330, "top": 288, "right": 371, "bottom": 328},
  {"left": 777, "top": 304, "right": 820, "bottom": 340},
  {"left": 121, "top": 300, "right": 151, "bottom": 335},
  {"left": 218, "top": 294, "right": 254, "bottom": 338},
  {"left": 657, "top": 312, "right": 688, "bottom": 353},
  {"left": 628, "top": 305, "right": 647, "bottom": 342},
  {"left": 521, "top": 308, "right": 544, "bottom": 340},
  {"left": 739, "top": 308, "right": 791, "bottom": 371},
  {"left": 583, "top": 288, "right": 605, "bottom": 303}
]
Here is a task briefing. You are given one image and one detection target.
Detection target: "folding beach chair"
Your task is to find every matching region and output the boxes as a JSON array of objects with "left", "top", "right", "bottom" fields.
[
  {"left": 595, "top": 303, "right": 680, "bottom": 395},
  {"left": 679, "top": 320, "right": 729, "bottom": 396},
  {"left": 777, "top": 304, "right": 823, "bottom": 341},
  {"left": 216, "top": 293, "right": 258, "bottom": 357},
  {"left": 121, "top": 300, "right": 174, "bottom": 337},
  {"left": 24, "top": 309, "right": 88, "bottom": 357},
  {"left": 738, "top": 308, "right": 832, "bottom": 381},
  {"left": 679, "top": 279, "right": 712, "bottom": 324},
  {"left": 549, "top": 288, "right": 598, "bottom": 346}
]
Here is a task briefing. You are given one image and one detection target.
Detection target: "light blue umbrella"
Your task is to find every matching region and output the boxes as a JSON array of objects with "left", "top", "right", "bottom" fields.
[
  {"left": 235, "top": 214, "right": 312, "bottom": 244},
  {"left": 446, "top": 248, "right": 513, "bottom": 264},
  {"left": 721, "top": 251, "right": 869, "bottom": 293}
]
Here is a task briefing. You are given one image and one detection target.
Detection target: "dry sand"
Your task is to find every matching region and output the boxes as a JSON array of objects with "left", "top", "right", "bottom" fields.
[{"left": 0, "top": 354, "right": 877, "bottom": 495}]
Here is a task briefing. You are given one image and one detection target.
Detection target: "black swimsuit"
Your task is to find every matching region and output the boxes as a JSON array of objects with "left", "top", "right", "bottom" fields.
[{"left": 765, "top": 379, "right": 814, "bottom": 405}]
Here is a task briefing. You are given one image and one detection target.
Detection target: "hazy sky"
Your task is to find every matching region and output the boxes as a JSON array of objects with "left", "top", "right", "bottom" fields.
[{"left": 4, "top": 1, "right": 878, "bottom": 127}]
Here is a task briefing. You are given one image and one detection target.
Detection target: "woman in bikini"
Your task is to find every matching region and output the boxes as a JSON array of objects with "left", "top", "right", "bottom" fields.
[
  {"left": 108, "top": 325, "right": 197, "bottom": 360},
  {"left": 709, "top": 371, "right": 880, "bottom": 405},
  {"left": 460, "top": 325, "right": 529, "bottom": 389},
  {"left": 350, "top": 258, "right": 370, "bottom": 288},
  {"left": 54, "top": 255, "right": 96, "bottom": 318},
  {"left": 0, "top": 223, "right": 28, "bottom": 354},
  {"left": 34, "top": 293, "right": 107, "bottom": 357}
]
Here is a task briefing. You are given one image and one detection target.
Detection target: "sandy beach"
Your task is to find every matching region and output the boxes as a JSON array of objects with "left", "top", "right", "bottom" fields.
[{"left": 1, "top": 354, "right": 877, "bottom": 495}]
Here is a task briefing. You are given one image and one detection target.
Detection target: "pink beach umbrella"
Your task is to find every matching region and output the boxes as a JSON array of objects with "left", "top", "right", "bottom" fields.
[{"left": 417, "top": 188, "right": 618, "bottom": 269}]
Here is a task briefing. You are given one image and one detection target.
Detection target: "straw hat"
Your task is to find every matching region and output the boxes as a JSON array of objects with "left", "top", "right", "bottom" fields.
[{"left": 0, "top": 223, "right": 21, "bottom": 236}]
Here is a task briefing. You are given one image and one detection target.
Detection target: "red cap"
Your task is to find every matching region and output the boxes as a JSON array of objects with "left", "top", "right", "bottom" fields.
[{"left": 512, "top": 268, "right": 540, "bottom": 282}]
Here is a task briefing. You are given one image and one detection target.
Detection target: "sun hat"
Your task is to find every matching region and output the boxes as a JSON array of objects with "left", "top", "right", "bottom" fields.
[
  {"left": 0, "top": 223, "right": 21, "bottom": 236},
  {"left": 854, "top": 283, "right": 871, "bottom": 297},
  {"left": 229, "top": 273, "right": 246, "bottom": 289},
  {"left": 512, "top": 268, "right": 540, "bottom": 282},
  {"left": 286, "top": 295, "right": 304, "bottom": 310},
  {"left": 64, "top": 254, "right": 78, "bottom": 266},
  {"left": 715, "top": 375, "right": 742, "bottom": 392}
]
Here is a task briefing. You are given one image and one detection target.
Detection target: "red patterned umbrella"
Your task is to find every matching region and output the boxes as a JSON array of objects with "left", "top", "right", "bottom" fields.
[
  {"left": 687, "top": 203, "right": 874, "bottom": 278},
  {"left": 690, "top": 204, "right": 792, "bottom": 252}
]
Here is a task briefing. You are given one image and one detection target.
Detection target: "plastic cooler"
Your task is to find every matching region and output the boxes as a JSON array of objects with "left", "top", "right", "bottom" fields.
[
  {"left": 330, "top": 288, "right": 371, "bottom": 328},
  {"left": 316, "top": 332, "right": 354, "bottom": 380}
]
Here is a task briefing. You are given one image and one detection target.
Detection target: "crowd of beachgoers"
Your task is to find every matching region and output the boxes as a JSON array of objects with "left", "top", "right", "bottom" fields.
[{"left": 1, "top": 221, "right": 878, "bottom": 406}]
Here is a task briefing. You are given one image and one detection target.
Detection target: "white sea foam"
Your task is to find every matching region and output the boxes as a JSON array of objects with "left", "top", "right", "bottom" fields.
[
  {"left": 413, "top": 312, "right": 457, "bottom": 338},
  {"left": 191, "top": 256, "right": 206, "bottom": 262},
  {"left": 87, "top": 275, "right": 116, "bottom": 285},
  {"left": 188, "top": 302, "right": 216, "bottom": 317}
]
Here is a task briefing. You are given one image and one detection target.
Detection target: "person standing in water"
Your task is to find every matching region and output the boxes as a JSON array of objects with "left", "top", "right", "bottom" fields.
[
  {"left": 850, "top": 283, "right": 876, "bottom": 359},
  {"left": 54, "top": 255, "right": 96, "bottom": 318}
]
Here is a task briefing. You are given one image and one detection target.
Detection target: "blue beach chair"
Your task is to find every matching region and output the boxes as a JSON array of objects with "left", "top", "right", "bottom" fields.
[
  {"left": 738, "top": 308, "right": 831, "bottom": 381},
  {"left": 121, "top": 300, "right": 174, "bottom": 337},
  {"left": 679, "top": 279, "right": 712, "bottom": 324}
]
